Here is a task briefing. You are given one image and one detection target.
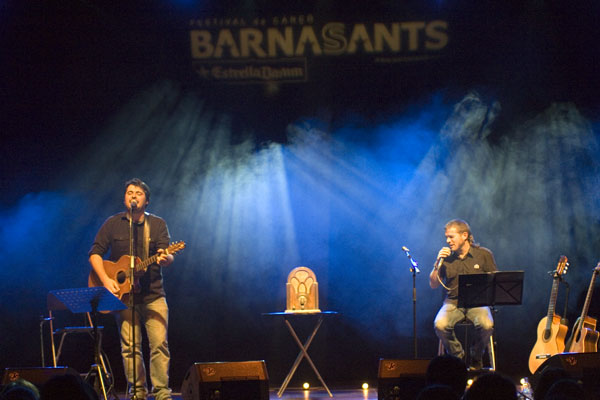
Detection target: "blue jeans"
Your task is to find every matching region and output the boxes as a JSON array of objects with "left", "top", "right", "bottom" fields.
[
  {"left": 116, "top": 297, "right": 172, "bottom": 400},
  {"left": 434, "top": 302, "right": 493, "bottom": 361}
]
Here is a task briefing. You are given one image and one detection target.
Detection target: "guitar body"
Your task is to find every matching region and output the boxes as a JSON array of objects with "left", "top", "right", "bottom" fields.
[
  {"left": 528, "top": 315, "right": 568, "bottom": 374},
  {"left": 567, "top": 263, "right": 600, "bottom": 354},
  {"left": 568, "top": 316, "right": 600, "bottom": 353},
  {"left": 88, "top": 255, "right": 142, "bottom": 301},
  {"left": 528, "top": 256, "right": 569, "bottom": 374},
  {"left": 88, "top": 241, "right": 186, "bottom": 311}
]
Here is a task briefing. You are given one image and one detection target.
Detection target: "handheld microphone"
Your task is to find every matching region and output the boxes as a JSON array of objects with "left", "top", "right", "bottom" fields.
[
  {"left": 434, "top": 246, "right": 451, "bottom": 270},
  {"left": 434, "top": 256, "right": 444, "bottom": 270}
]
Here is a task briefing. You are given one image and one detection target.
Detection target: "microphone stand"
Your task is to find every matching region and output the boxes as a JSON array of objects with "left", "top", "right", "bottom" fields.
[
  {"left": 128, "top": 206, "right": 139, "bottom": 400},
  {"left": 402, "top": 247, "right": 420, "bottom": 359}
]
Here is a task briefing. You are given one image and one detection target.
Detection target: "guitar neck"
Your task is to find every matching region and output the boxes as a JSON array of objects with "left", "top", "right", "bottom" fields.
[
  {"left": 136, "top": 253, "right": 160, "bottom": 273},
  {"left": 579, "top": 268, "right": 600, "bottom": 322},
  {"left": 134, "top": 242, "right": 185, "bottom": 274},
  {"left": 544, "top": 278, "right": 561, "bottom": 331}
]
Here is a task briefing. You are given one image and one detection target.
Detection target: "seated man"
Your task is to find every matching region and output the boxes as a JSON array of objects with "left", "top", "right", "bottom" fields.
[{"left": 429, "top": 219, "right": 496, "bottom": 370}]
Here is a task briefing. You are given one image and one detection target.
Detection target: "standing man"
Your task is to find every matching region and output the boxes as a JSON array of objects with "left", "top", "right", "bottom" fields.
[
  {"left": 429, "top": 219, "right": 496, "bottom": 370},
  {"left": 89, "top": 178, "right": 174, "bottom": 400}
]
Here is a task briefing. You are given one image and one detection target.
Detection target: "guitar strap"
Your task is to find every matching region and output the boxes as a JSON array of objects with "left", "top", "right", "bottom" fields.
[{"left": 143, "top": 212, "right": 150, "bottom": 260}]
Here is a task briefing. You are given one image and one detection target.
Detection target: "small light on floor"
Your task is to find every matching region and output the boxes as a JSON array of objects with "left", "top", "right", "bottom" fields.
[
  {"left": 362, "top": 383, "right": 369, "bottom": 390},
  {"left": 303, "top": 382, "right": 310, "bottom": 390},
  {"left": 520, "top": 376, "right": 532, "bottom": 397},
  {"left": 467, "top": 378, "right": 474, "bottom": 388}
]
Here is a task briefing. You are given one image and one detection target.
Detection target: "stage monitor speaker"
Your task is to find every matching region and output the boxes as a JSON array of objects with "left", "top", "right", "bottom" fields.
[
  {"left": 377, "top": 359, "right": 430, "bottom": 400},
  {"left": 532, "top": 352, "right": 600, "bottom": 400},
  {"left": 1, "top": 367, "right": 78, "bottom": 388},
  {"left": 181, "top": 360, "right": 269, "bottom": 400}
]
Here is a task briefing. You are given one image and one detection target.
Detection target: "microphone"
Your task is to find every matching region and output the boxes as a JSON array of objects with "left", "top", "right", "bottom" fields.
[
  {"left": 402, "top": 246, "right": 420, "bottom": 274},
  {"left": 434, "top": 256, "right": 445, "bottom": 270},
  {"left": 130, "top": 200, "right": 138, "bottom": 209},
  {"left": 434, "top": 246, "right": 451, "bottom": 270}
]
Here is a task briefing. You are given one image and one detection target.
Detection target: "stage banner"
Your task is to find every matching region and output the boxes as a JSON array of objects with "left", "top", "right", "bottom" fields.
[{"left": 188, "top": 7, "right": 450, "bottom": 84}]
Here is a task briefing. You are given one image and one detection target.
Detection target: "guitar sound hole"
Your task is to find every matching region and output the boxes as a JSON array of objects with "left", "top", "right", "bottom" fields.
[
  {"left": 543, "top": 330, "right": 551, "bottom": 341},
  {"left": 116, "top": 271, "right": 127, "bottom": 284}
]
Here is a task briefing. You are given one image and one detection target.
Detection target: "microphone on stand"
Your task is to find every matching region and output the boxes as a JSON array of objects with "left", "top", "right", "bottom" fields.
[
  {"left": 403, "top": 246, "right": 421, "bottom": 359},
  {"left": 130, "top": 200, "right": 138, "bottom": 210},
  {"left": 402, "top": 246, "right": 420, "bottom": 274}
]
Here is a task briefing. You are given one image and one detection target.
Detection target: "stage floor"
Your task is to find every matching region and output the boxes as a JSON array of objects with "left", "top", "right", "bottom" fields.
[
  {"left": 114, "top": 388, "right": 378, "bottom": 399},
  {"left": 271, "top": 388, "right": 377, "bottom": 399}
]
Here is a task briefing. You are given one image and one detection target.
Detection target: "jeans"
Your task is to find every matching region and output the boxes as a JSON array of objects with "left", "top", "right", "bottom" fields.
[
  {"left": 434, "top": 302, "right": 493, "bottom": 361},
  {"left": 116, "top": 297, "right": 172, "bottom": 400}
]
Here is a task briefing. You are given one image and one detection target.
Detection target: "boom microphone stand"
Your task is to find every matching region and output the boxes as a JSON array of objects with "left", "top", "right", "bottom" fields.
[{"left": 402, "top": 246, "right": 420, "bottom": 359}]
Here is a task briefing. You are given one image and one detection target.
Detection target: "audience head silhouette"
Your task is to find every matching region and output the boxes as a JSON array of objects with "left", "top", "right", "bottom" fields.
[
  {"left": 533, "top": 367, "right": 571, "bottom": 400},
  {"left": 426, "top": 355, "right": 468, "bottom": 396},
  {"left": 463, "top": 372, "right": 517, "bottom": 400},
  {"left": 417, "top": 384, "right": 460, "bottom": 400},
  {"left": 0, "top": 379, "right": 40, "bottom": 400},
  {"left": 40, "top": 374, "right": 98, "bottom": 400},
  {"left": 544, "top": 378, "right": 584, "bottom": 400}
]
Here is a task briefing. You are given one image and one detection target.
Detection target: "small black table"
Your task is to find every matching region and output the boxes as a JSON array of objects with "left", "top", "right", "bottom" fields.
[{"left": 263, "top": 311, "right": 338, "bottom": 397}]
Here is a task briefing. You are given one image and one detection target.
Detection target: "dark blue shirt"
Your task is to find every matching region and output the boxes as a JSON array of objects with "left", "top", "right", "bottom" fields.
[{"left": 89, "top": 212, "right": 170, "bottom": 303}]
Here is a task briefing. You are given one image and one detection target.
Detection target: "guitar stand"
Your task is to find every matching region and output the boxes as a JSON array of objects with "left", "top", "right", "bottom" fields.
[{"left": 47, "top": 287, "right": 126, "bottom": 400}]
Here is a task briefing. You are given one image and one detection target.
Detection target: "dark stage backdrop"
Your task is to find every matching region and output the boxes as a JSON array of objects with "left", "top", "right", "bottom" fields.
[{"left": 1, "top": 0, "right": 600, "bottom": 391}]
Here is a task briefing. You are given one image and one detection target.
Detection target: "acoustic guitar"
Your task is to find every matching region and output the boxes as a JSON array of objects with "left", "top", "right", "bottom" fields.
[
  {"left": 566, "top": 261, "right": 600, "bottom": 353},
  {"left": 528, "top": 255, "right": 569, "bottom": 374},
  {"left": 88, "top": 241, "right": 186, "bottom": 303}
]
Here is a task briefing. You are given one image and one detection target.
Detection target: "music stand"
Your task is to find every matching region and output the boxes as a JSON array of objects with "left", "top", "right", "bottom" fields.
[
  {"left": 458, "top": 271, "right": 524, "bottom": 308},
  {"left": 456, "top": 271, "right": 524, "bottom": 370},
  {"left": 48, "top": 287, "right": 126, "bottom": 400}
]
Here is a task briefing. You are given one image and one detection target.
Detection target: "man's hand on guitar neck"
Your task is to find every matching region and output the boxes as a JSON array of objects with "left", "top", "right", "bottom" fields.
[{"left": 156, "top": 248, "right": 174, "bottom": 267}]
